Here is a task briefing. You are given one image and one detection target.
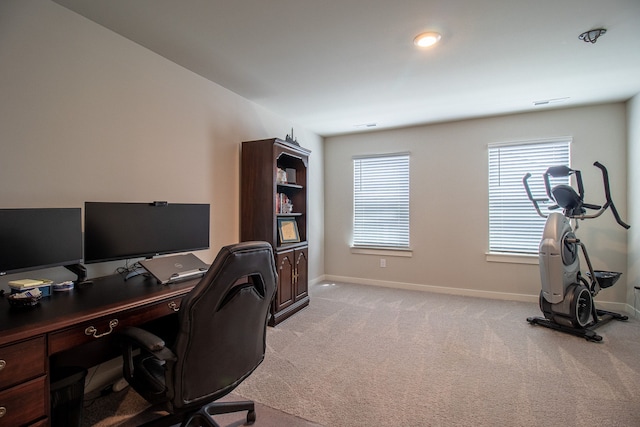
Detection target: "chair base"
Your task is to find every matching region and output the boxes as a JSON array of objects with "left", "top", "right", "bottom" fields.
[{"left": 139, "top": 400, "right": 256, "bottom": 427}]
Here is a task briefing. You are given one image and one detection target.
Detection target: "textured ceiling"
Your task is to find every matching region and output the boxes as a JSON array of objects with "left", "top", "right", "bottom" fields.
[{"left": 52, "top": 0, "right": 640, "bottom": 136}]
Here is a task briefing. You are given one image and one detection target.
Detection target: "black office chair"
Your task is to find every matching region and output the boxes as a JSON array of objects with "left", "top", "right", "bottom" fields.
[{"left": 118, "top": 241, "right": 277, "bottom": 427}]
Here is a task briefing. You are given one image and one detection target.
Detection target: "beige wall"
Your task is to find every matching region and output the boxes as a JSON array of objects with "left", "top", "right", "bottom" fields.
[
  {"left": 0, "top": 1, "right": 633, "bottom": 312},
  {"left": 628, "top": 94, "right": 640, "bottom": 315},
  {"left": 324, "top": 104, "right": 629, "bottom": 307},
  {"left": 0, "top": 0, "right": 324, "bottom": 284}
]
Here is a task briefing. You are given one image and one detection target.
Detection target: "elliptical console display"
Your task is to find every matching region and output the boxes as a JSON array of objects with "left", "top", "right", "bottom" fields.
[{"left": 522, "top": 162, "right": 630, "bottom": 342}]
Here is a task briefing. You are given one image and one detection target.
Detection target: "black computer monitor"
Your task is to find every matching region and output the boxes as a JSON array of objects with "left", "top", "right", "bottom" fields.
[
  {"left": 83, "top": 202, "right": 210, "bottom": 264},
  {"left": 0, "top": 208, "right": 83, "bottom": 276}
]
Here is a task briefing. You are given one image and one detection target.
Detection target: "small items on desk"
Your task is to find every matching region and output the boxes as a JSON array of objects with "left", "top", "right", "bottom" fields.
[
  {"left": 6, "top": 288, "right": 43, "bottom": 307},
  {"left": 8, "top": 278, "right": 47, "bottom": 288},
  {"left": 53, "top": 281, "right": 75, "bottom": 292},
  {"left": 5, "top": 279, "right": 76, "bottom": 303},
  {"left": 9, "top": 278, "right": 52, "bottom": 297}
]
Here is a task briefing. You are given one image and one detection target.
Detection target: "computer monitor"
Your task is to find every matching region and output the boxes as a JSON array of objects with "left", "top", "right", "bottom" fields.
[
  {"left": 0, "top": 208, "right": 83, "bottom": 276},
  {"left": 83, "top": 202, "right": 210, "bottom": 264}
]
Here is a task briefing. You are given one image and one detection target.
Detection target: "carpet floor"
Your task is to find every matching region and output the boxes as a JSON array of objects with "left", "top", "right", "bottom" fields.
[
  {"left": 84, "top": 281, "right": 640, "bottom": 426},
  {"left": 234, "top": 282, "right": 640, "bottom": 426}
]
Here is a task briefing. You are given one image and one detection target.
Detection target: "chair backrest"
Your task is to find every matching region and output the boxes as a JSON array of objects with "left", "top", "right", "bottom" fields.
[{"left": 166, "top": 241, "right": 277, "bottom": 410}]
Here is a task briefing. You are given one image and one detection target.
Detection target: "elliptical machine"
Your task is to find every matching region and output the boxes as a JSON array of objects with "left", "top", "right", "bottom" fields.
[{"left": 523, "top": 161, "right": 630, "bottom": 342}]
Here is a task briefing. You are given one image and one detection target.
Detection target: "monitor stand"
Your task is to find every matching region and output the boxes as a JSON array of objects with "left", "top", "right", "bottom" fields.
[{"left": 65, "top": 263, "right": 93, "bottom": 286}]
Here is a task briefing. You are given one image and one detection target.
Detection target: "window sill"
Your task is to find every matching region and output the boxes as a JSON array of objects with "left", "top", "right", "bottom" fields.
[
  {"left": 351, "top": 247, "right": 413, "bottom": 257},
  {"left": 486, "top": 252, "right": 538, "bottom": 265}
]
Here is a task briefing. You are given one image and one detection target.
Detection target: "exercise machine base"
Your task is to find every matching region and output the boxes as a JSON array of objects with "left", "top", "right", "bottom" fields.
[{"left": 527, "top": 309, "right": 628, "bottom": 342}]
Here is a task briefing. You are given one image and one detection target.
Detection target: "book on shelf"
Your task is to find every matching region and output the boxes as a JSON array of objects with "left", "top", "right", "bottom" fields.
[{"left": 276, "top": 193, "right": 293, "bottom": 214}]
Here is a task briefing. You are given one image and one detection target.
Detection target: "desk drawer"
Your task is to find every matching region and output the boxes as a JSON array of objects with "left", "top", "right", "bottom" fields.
[
  {"left": 49, "top": 297, "right": 183, "bottom": 354},
  {"left": 0, "top": 375, "right": 47, "bottom": 426},
  {"left": 0, "top": 336, "right": 46, "bottom": 390}
]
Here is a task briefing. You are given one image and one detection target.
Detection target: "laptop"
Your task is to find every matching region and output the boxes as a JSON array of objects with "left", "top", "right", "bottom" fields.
[{"left": 140, "top": 253, "right": 209, "bottom": 285}]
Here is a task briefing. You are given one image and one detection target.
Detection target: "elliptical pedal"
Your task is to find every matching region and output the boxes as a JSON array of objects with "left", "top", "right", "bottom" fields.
[{"left": 596, "top": 308, "right": 628, "bottom": 322}]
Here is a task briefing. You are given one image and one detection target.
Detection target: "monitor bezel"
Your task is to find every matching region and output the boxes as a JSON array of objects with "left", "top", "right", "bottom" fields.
[
  {"left": 83, "top": 202, "right": 210, "bottom": 264},
  {"left": 0, "top": 207, "right": 83, "bottom": 276}
]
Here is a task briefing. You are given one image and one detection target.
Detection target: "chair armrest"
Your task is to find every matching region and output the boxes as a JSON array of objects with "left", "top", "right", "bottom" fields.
[
  {"left": 119, "top": 326, "right": 178, "bottom": 362},
  {"left": 119, "top": 326, "right": 178, "bottom": 383},
  {"left": 120, "top": 326, "right": 166, "bottom": 352}
]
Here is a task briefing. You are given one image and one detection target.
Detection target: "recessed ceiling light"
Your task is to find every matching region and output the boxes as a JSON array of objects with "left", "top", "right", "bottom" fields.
[{"left": 413, "top": 32, "right": 442, "bottom": 48}]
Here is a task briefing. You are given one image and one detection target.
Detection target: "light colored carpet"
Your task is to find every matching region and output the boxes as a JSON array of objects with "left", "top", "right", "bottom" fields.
[
  {"left": 233, "top": 282, "right": 640, "bottom": 427},
  {"left": 83, "top": 390, "right": 321, "bottom": 426},
  {"left": 84, "top": 281, "right": 640, "bottom": 426}
]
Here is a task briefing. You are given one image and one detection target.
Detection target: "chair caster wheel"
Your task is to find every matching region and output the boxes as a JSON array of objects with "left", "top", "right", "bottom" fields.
[{"left": 246, "top": 409, "right": 256, "bottom": 424}]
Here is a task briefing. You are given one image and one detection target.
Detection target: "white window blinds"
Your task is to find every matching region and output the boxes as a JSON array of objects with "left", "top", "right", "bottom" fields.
[
  {"left": 353, "top": 153, "right": 410, "bottom": 249},
  {"left": 488, "top": 138, "right": 571, "bottom": 254}
]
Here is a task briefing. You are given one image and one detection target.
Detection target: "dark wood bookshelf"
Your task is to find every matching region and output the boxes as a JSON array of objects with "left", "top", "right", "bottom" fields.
[{"left": 240, "top": 138, "right": 311, "bottom": 325}]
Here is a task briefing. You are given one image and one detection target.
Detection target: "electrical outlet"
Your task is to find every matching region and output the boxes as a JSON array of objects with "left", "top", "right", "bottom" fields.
[{"left": 380, "top": 258, "right": 386, "bottom": 268}]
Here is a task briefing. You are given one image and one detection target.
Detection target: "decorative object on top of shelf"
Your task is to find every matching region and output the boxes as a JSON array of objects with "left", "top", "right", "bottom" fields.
[
  {"left": 278, "top": 217, "right": 300, "bottom": 243},
  {"left": 285, "top": 128, "right": 299, "bottom": 146}
]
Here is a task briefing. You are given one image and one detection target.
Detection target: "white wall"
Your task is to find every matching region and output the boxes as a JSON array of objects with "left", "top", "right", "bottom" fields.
[
  {"left": 0, "top": 0, "right": 324, "bottom": 285},
  {"left": 628, "top": 94, "right": 640, "bottom": 315},
  {"left": 324, "top": 104, "right": 629, "bottom": 305},
  {"left": 0, "top": 0, "right": 631, "bottom": 310}
]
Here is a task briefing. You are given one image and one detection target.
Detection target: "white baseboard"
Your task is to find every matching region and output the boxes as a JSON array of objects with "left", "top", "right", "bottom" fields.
[
  {"left": 627, "top": 303, "right": 640, "bottom": 319},
  {"left": 317, "top": 274, "right": 632, "bottom": 315}
]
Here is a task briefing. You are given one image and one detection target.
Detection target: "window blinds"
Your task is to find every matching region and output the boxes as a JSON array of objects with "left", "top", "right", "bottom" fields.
[
  {"left": 488, "top": 139, "right": 570, "bottom": 254},
  {"left": 353, "top": 153, "right": 410, "bottom": 248}
]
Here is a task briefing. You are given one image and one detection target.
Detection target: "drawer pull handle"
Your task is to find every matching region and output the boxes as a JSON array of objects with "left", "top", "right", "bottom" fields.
[
  {"left": 85, "top": 319, "right": 119, "bottom": 338},
  {"left": 0, "top": 360, "right": 5, "bottom": 371},
  {"left": 0, "top": 406, "right": 6, "bottom": 418},
  {"left": 168, "top": 301, "right": 180, "bottom": 312}
]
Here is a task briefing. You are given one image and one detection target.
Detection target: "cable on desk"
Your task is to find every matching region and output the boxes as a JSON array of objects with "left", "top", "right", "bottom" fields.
[{"left": 116, "top": 260, "right": 146, "bottom": 280}]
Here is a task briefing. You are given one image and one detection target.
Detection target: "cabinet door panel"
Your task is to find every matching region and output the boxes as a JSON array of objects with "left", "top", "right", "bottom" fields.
[
  {"left": 294, "top": 248, "right": 308, "bottom": 301},
  {"left": 276, "top": 251, "right": 294, "bottom": 310}
]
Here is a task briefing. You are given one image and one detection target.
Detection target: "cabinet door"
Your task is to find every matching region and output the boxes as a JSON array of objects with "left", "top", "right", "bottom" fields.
[
  {"left": 294, "top": 248, "right": 308, "bottom": 301},
  {"left": 275, "top": 250, "right": 295, "bottom": 311}
]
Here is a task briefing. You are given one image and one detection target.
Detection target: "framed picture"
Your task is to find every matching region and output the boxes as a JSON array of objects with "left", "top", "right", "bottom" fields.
[{"left": 278, "top": 217, "right": 300, "bottom": 243}]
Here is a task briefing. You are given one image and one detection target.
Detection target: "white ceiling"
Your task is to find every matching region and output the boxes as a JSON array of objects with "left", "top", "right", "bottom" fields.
[{"left": 52, "top": 0, "right": 640, "bottom": 137}]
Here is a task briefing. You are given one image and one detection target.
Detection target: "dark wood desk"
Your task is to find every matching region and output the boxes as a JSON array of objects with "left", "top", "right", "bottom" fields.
[{"left": 0, "top": 273, "right": 198, "bottom": 426}]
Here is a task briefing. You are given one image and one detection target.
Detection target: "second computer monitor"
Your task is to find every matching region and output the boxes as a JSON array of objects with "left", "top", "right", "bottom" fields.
[{"left": 83, "top": 202, "right": 210, "bottom": 264}]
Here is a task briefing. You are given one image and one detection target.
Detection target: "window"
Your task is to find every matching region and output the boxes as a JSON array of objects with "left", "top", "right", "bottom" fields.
[
  {"left": 488, "top": 138, "right": 571, "bottom": 255},
  {"left": 353, "top": 153, "right": 410, "bottom": 249}
]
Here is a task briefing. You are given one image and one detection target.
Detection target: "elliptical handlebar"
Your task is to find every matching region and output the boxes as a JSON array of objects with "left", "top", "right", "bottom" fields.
[
  {"left": 522, "top": 173, "right": 549, "bottom": 218},
  {"left": 522, "top": 161, "right": 630, "bottom": 229},
  {"left": 592, "top": 162, "right": 630, "bottom": 229}
]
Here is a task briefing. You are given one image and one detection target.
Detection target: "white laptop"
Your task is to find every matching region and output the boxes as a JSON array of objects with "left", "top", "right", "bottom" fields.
[{"left": 140, "top": 253, "right": 209, "bottom": 285}]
